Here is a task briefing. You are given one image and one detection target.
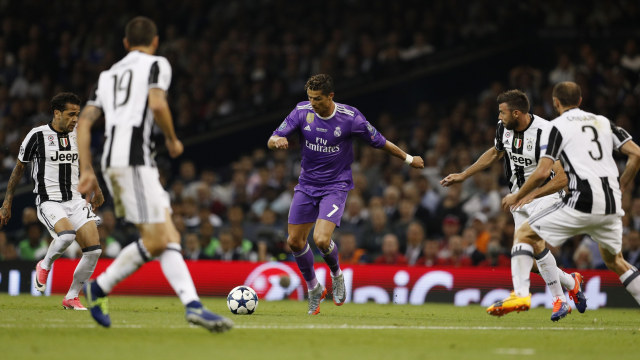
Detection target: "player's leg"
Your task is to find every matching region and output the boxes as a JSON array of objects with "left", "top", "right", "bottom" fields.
[
  {"left": 315, "top": 191, "right": 348, "bottom": 306},
  {"left": 522, "top": 199, "right": 579, "bottom": 293},
  {"left": 63, "top": 211, "right": 101, "bottom": 310},
  {"left": 35, "top": 202, "right": 76, "bottom": 292},
  {"left": 594, "top": 216, "right": 640, "bottom": 305}
]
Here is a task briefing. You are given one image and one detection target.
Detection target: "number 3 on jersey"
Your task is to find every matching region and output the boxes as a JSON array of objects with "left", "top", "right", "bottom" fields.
[
  {"left": 327, "top": 204, "right": 339, "bottom": 217},
  {"left": 582, "top": 125, "right": 603, "bottom": 161}
]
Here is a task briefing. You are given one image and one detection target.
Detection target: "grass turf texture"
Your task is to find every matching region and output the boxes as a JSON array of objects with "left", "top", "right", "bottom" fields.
[{"left": 1, "top": 294, "right": 638, "bottom": 360}]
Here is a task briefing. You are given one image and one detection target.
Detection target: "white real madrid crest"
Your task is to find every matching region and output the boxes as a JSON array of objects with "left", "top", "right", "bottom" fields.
[{"left": 334, "top": 126, "right": 341, "bottom": 137}]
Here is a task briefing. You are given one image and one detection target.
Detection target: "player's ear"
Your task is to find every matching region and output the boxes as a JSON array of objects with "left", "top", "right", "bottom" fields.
[{"left": 123, "top": 38, "right": 130, "bottom": 50}]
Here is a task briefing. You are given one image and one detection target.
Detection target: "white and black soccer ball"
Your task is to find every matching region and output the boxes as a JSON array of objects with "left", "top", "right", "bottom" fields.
[{"left": 226, "top": 285, "right": 258, "bottom": 315}]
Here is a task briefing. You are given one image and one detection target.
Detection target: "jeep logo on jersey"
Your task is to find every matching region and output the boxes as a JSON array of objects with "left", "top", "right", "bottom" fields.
[
  {"left": 50, "top": 150, "right": 78, "bottom": 163},
  {"left": 510, "top": 153, "right": 534, "bottom": 166}
]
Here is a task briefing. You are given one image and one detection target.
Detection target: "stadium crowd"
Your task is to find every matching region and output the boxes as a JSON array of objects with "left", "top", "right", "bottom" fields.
[{"left": 1, "top": 0, "right": 640, "bottom": 271}]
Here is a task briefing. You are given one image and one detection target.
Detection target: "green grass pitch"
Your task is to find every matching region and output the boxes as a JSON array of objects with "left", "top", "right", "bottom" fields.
[{"left": 1, "top": 294, "right": 638, "bottom": 360}]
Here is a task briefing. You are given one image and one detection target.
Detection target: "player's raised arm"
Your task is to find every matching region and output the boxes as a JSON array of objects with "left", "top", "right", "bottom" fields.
[
  {"left": 268, "top": 135, "right": 289, "bottom": 150},
  {"left": 441, "top": 146, "right": 503, "bottom": 187},
  {"left": 381, "top": 140, "right": 424, "bottom": 168},
  {"left": 618, "top": 140, "right": 640, "bottom": 193},
  {"left": 0, "top": 161, "right": 26, "bottom": 228},
  {"left": 77, "top": 104, "right": 102, "bottom": 197},
  {"left": 149, "top": 88, "right": 183, "bottom": 158}
]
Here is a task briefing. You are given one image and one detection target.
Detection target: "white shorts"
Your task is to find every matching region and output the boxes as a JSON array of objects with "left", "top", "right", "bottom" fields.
[
  {"left": 103, "top": 166, "right": 170, "bottom": 224},
  {"left": 511, "top": 193, "right": 561, "bottom": 230},
  {"left": 528, "top": 202, "right": 623, "bottom": 255},
  {"left": 37, "top": 198, "right": 100, "bottom": 238}
]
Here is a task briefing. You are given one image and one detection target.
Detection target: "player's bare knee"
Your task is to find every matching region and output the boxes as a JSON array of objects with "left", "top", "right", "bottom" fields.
[
  {"left": 287, "top": 236, "right": 305, "bottom": 252},
  {"left": 313, "top": 233, "right": 331, "bottom": 251}
]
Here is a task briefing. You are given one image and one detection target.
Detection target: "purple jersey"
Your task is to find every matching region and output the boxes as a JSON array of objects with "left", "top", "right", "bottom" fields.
[{"left": 273, "top": 101, "right": 386, "bottom": 193}]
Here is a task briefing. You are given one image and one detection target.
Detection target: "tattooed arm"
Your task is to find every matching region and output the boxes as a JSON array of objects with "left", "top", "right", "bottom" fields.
[{"left": 0, "top": 161, "right": 26, "bottom": 228}]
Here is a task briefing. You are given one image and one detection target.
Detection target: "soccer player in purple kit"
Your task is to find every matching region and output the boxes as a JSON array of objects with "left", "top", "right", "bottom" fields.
[{"left": 268, "top": 74, "right": 424, "bottom": 314}]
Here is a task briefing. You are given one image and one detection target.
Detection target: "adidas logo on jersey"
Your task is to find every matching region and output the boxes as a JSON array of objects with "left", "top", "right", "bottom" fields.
[{"left": 304, "top": 125, "right": 311, "bottom": 131}]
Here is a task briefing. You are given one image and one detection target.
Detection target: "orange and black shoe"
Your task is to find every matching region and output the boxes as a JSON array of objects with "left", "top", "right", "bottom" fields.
[
  {"left": 550, "top": 297, "right": 571, "bottom": 322},
  {"left": 568, "top": 272, "right": 587, "bottom": 313}
]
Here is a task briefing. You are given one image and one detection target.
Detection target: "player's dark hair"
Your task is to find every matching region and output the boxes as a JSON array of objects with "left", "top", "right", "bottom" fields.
[
  {"left": 552, "top": 81, "right": 581, "bottom": 107},
  {"left": 496, "top": 90, "right": 530, "bottom": 113},
  {"left": 50, "top": 92, "right": 81, "bottom": 113},
  {"left": 304, "top": 74, "right": 334, "bottom": 95},
  {"left": 125, "top": 16, "right": 157, "bottom": 47}
]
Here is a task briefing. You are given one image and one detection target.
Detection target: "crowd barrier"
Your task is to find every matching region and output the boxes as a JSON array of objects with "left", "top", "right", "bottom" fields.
[{"left": 1, "top": 259, "right": 636, "bottom": 308}]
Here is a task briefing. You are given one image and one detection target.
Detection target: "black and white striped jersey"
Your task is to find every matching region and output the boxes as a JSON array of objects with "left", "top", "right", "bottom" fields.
[
  {"left": 87, "top": 50, "right": 172, "bottom": 169},
  {"left": 18, "top": 124, "right": 81, "bottom": 205},
  {"left": 494, "top": 114, "right": 553, "bottom": 193},
  {"left": 542, "top": 108, "right": 631, "bottom": 215}
]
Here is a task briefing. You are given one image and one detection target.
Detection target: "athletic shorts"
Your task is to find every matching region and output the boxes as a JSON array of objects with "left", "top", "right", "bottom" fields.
[
  {"left": 37, "top": 198, "right": 100, "bottom": 238},
  {"left": 528, "top": 201, "right": 623, "bottom": 255},
  {"left": 103, "top": 166, "right": 170, "bottom": 224},
  {"left": 288, "top": 189, "right": 348, "bottom": 226},
  {"left": 512, "top": 192, "right": 562, "bottom": 230}
]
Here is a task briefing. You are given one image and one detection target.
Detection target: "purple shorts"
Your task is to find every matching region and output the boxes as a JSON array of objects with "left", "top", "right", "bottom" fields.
[{"left": 288, "top": 189, "right": 348, "bottom": 226}]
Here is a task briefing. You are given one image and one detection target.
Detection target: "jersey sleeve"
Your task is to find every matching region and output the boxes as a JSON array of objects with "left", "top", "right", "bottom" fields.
[
  {"left": 542, "top": 125, "right": 564, "bottom": 161},
  {"left": 272, "top": 108, "right": 300, "bottom": 138},
  {"left": 611, "top": 123, "right": 632, "bottom": 150},
  {"left": 18, "top": 129, "right": 39, "bottom": 163},
  {"left": 351, "top": 111, "right": 386, "bottom": 148},
  {"left": 494, "top": 121, "right": 505, "bottom": 151},
  {"left": 85, "top": 82, "right": 102, "bottom": 109},
  {"left": 149, "top": 57, "right": 172, "bottom": 91}
]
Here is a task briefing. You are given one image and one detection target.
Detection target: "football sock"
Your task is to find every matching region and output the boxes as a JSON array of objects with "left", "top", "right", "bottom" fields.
[
  {"left": 97, "top": 239, "right": 149, "bottom": 294},
  {"left": 557, "top": 269, "right": 576, "bottom": 292},
  {"left": 620, "top": 268, "right": 640, "bottom": 305},
  {"left": 535, "top": 248, "right": 565, "bottom": 301},
  {"left": 320, "top": 240, "right": 342, "bottom": 277},
  {"left": 42, "top": 231, "right": 76, "bottom": 270},
  {"left": 159, "top": 243, "right": 200, "bottom": 305},
  {"left": 511, "top": 243, "right": 534, "bottom": 297},
  {"left": 293, "top": 242, "right": 318, "bottom": 290},
  {"left": 66, "top": 246, "right": 101, "bottom": 299}
]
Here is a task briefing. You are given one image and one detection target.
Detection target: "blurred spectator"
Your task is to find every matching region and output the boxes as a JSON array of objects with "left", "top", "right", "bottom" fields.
[
  {"left": 477, "top": 239, "right": 510, "bottom": 267},
  {"left": 623, "top": 230, "right": 640, "bottom": 269},
  {"left": 337, "top": 231, "right": 369, "bottom": 265},
  {"left": 183, "top": 232, "right": 210, "bottom": 260},
  {"left": 573, "top": 243, "right": 594, "bottom": 270},
  {"left": 17, "top": 222, "right": 48, "bottom": 260},
  {"left": 373, "top": 233, "right": 408, "bottom": 266},
  {"left": 404, "top": 221, "right": 425, "bottom": 265},
  {"left": 0, "top": 231, "right": 17, "bottom": 260},
  {"left": 212, "top": 228, "right": 246, "bottom": 261},
  {"left": 98, "top": 225, "right": 121, "bottom": 258},
  {"left": 416, "top": 239, "right": 442, "bottom": 267},
  {"left": 359, "top": 206, "right": 391, "bottom": 258}
]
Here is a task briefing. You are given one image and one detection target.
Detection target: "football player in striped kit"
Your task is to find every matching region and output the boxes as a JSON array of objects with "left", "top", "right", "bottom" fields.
[
  {"left": 441, "top": 90, "right": 586, "bottom": 316},
  {"left": 503, "top": 81, "right": 640, "bottom": 321},
  {"left": 0, "top": 92, "right": 103, "bottom": 310},
  {"left": 76, "top": 16, "right": 232, "bottom": 332}
]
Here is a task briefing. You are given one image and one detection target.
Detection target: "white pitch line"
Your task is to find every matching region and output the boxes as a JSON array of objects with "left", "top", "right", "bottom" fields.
[{"left": 0, "top": 322, "right": 636, "bottom": 331}]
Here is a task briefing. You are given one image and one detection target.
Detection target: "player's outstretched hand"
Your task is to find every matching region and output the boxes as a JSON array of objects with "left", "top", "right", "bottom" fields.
[
  {"left": 166, "top": 138, "right": 184, "bottom": 158},
  {"left": 274, "top": 137, "right": 289, "bottom": 150},
  {"left": 410, "top": 156, "right": 425, "bottom": 169},
  {"left": 79, "top": 171, "right": 100, "bottom": 204},
  {"left": 91, "top": 190, "right": 105, "bottom": 211},
  {"left": 502, "top": 193, "right": 518, "bottom": 211},
  {"left": 0, "top": 205, "right": 11, "bottom": 228},
  {"left": 440, "top": 173, "right": 464, "bottom": 187}
]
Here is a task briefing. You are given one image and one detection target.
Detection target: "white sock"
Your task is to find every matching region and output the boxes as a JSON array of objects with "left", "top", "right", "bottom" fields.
[
  {"left": 66, "top": 247, "right": 101, "bottom": 299},
  {"left": 557, "top": 269, "right": 576, "bottom": 291},
  {"left": 620, "top": 268, "right": 640, "bottom": 305},
  {"left": 42, "top": 231, "right": 76, "bottom": 270},
  {"left": 535, "top": 248, "right": 565, "bottom": 301},
  {"left": 511, "top": 243, "right": 534, "bottom": 297},
  {"left": 97, "top": 239, "right": 148, "bottom": 294},
  {"left": 159, "top": 243, "right": 199, "bottom": 305}
]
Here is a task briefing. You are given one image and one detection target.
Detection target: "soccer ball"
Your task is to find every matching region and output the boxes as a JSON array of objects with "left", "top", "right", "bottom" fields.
[{"left": 226, "top": 285, "right": 258, "bottom": 315}]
